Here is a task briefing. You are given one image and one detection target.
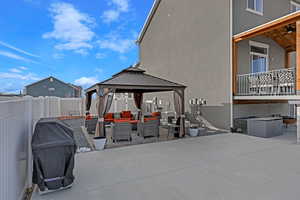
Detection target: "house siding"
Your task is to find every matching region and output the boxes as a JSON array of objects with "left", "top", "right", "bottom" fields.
[
  {"left": 139, "top": 0, "right": 232, "bottom": 129},
  {"left": 233, "top": 0, "right": 296, "bottom": 34},
  {"left": 26, "top": 78, "right": 77, "bottom": 98}
]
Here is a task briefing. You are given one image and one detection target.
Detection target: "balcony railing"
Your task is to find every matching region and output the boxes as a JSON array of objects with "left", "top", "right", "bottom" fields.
[{"left": 236, "top": 68, "right": 295, "bottom": 96}]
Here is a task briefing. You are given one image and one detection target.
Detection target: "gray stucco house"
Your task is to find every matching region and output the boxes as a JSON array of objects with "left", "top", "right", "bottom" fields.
[
  {"left": 137, "top": 0, "right": 300, "bottom": 132},
  {"left": 25, "top": 76, "right": 82, "bottom": 98}
]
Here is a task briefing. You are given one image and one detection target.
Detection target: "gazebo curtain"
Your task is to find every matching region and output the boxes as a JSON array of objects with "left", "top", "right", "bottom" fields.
[
  {"left": 95, "top": 88, "right": 114, "bottom": 137},
  {"left": 134, "top": 92, "right": 143, "bottom": 120},
  {"left": 85, "top": 92, "right": 93, "bottom": 113},
  {"left": 174, "top": 89, "right": 185, "bottom": 137}
]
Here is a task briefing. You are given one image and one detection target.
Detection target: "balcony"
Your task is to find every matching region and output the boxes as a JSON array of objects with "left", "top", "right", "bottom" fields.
[{"left": 236, "top": 68, "right": 295, "bottom": 96}]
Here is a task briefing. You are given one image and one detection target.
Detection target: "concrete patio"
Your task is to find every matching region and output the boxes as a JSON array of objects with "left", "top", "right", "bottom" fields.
[{"left": 32, "top": 132, "right": 300, "bottom": 200}]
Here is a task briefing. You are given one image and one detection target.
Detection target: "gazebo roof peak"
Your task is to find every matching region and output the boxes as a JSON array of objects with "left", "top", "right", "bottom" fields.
[{"left": 112, "top": 64, "right": 145, "bottom": 77}]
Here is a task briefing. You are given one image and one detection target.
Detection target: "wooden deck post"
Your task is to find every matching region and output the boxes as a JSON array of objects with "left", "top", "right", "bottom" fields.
[
  {"left": 232, "top": 39, "right": 238, "bottom": 96},
  {"left": 285, "top": 51, "right": 291, "bottom": 68},
  {"left": 297, "top": 21, "right": 300, "bottom": 93}
]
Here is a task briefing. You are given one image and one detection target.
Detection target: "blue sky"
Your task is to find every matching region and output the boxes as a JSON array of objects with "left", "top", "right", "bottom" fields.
[{"left": 0, "top": 0, "right": 153, "bottom": 93}]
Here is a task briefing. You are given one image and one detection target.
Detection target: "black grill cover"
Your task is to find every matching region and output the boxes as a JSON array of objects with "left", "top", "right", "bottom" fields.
[{"left": 32, "top": 118, "right": 77, "bottom": 191}]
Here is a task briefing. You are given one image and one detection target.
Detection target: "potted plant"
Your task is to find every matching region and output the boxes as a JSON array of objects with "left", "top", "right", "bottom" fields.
[
  {"left": 93, "top": 136, "right": 106, "bottom": 150},
  {"left": 189, "top": 124, "right": 199, "bottom": 137}
]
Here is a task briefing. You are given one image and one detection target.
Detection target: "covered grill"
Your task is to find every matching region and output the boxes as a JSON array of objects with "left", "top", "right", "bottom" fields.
[{"left": 32, "top": 118, "right": 77, "bottom": 193}]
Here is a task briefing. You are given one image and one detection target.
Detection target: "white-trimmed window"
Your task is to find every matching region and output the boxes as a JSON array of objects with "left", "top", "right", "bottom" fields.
[
  {"left": 247, "top": 0, "right": 263, "bottom": 15},
  {"left": 249, "top": 41, "right": 269, "bottom": 73},
  {"left": 291, "top": 1, "right": 300, "bottom": 12}
]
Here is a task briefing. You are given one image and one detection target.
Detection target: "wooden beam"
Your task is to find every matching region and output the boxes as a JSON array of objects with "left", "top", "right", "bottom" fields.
[
  {"left": 234, "top": 12, "right": 300, "bottom": 42},
  {"left": 232, "top": 39, "right": 238, "bottom": 96},
  {"left": 285, "top": 51, "right": 291, "bottom": 68},
  {"left": 296, "top": 20, "right": 300, "bottom": 92}
]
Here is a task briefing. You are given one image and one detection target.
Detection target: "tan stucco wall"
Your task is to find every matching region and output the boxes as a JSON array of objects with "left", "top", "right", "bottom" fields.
[{"left": 139, "top": 0, "right": 232, "bottom": 129}]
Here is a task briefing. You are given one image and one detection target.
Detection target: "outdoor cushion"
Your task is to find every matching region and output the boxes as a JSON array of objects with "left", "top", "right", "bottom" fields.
[
  {"left": 104, "top": 113, "right": 114, "bottom": 122},
  {"left": 85, "top": 114, "right": 92, "bottom": 120},
  {"left": 151, "top": 112, "right": 161, "bottom": 117},
  {"left": 114, "top": 119, "right": 131, "bottom": 123},
  {"left": 144, "top": 117, "right": 158, "bottom": 122},
  {"left": 121, "top": 111, "right": 132, "bottom": 119}
]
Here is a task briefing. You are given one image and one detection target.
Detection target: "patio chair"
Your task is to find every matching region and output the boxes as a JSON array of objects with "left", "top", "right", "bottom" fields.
[
  {"left": 85, "top": 117, "right": 97, "bottom": 134},
  {"left": 137, "top": 119, "right": 159, "bottom": 138},
  {"left": 248, "top": 75, "right": 260, "bottom": 95},
  {"left": 111, "top": 122, "right": 132, "bottom": 142},
  {"left": 258, "top": 73, "right": 273, "bottom": 95},
  {"left": 277, "top": 70, "right": 295, "bottom": 95}
]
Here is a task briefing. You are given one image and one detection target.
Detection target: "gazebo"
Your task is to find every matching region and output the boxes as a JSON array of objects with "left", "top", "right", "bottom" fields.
[{"left": 85, "top": 65, "right": 186, "bottom": 138}]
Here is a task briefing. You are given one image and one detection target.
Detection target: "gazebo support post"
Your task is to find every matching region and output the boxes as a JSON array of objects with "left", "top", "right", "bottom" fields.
[
  {"left": 85, "top": 92, "right": 92, "bottom": 115},
  {"left": 174, "top": 88, "right": 185, "bottom": 137},
  {"left": 95, "top": 86, "right": 114, "bottom": 138}
]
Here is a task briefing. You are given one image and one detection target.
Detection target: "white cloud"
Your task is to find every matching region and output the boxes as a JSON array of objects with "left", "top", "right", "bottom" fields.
[
  {"left": 19, "top": 66, "right": 28, "bottom": 70},
  {"left": 0, "top": 50, "right": 38, "bottom": 63},
  {"left": 53, "top": 53, "right": 64, "bottom": 59},
  {"left": 0, "top": 41, "right": 40, "bottom": 58},
  {"left": 9, "top": 66, "right": 28, "bottom": 73},
  {"left": 9, "top": 68, "right": 22, "bottom": 73},
  {"left": 0, "top": 67, "right": 39, "bottom": 93},
  {"left": 102, "top": 10, "right": 120, "bottom": 23},
  {"left": 43, "top": 2, "right": 95, "bottom": 55},
  {"left": 102, "top": 0, "right": 129, "bottom": 23},
  {"left": 0, "top": 82, "right": 21, "bottom": 94},
  {"left": 74, "top": 49, "right": 89, "bottom": 56},
  {"left": 0, "top": 72, "right": 40, "bottom": 81},
  {"left": 95, "top": 68, "right": 104, "bottom": 73},
  {"left": 111, "top": 0, "right": 129, "bottom": 12},
  {"left": 97, "top": 34, "right": 135, "bottom": 53},
  {"left": 95, "top": 53, "right": 106, "bottom": 59},
  {"left": 74, "top": 76, "right": 98, "bottom": 87}
]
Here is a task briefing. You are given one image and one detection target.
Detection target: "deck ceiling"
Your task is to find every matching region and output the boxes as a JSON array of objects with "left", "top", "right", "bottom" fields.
[
  {"left": 233, "top": 12, "right": 300, "bottom": 52},
  {"left": 263, "top": 23, "right": 296, "bottom": 52}
]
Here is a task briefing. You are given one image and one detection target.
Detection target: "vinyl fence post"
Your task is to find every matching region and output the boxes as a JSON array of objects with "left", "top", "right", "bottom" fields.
[{"left": 24, "top": 96, "right": 33, "bottom": 188}]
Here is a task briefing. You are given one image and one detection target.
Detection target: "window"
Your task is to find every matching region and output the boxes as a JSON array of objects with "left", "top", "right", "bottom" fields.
[
  {"left": 247, "top": 0, "right": 263, "bottom": 15},
  {"left": 291, "top": 1, "right": 300, "bottom": 12},
  {"left": 48, "top": 87, "right": 55, "bottom": 91},
  {"left": 249, "top": 41, "right": 269, "bottom": 73}
]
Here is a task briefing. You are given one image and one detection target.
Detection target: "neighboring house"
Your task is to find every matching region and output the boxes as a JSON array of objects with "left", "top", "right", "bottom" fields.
[
  {"left": 25, "top": 76, "right": 82, "bottom": 98},
  {"left": 137, "top": 0, "right": 300, "bottom": 130}
]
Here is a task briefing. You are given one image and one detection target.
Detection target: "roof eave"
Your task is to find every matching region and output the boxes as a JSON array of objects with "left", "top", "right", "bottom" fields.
[
  {"left": 233, "top": 10, "right": 300, "bottom": 42},
  {"left": 136, "top": 0, "right": 162, "bottom": 44}
]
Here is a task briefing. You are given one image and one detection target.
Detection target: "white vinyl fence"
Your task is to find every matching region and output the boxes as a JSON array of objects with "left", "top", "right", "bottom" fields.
[
  {"left": 0, "top": 96, "right": 84, "bottom": 200},
  {"left": 0, "top": 95, "right": 138, "bottom": 200},
  {"left": 0, "top": 97, "right": 33, "bottom": 200}
]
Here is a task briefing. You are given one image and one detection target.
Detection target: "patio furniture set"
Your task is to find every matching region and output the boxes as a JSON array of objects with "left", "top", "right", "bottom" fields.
[
  {"left": 237, "top": 68, "right": 295, "bottom": 96},
  {"left": 86, "top": 111, "right": 162, "bottom": 143}
]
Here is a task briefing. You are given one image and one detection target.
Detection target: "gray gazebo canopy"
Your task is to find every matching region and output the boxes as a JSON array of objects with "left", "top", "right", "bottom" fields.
[
  {"left": 85, "top": 66, "right": 186, "bottom": 94},
  {"left": 85, "top": 65, "right": 186, "bottom": 138}
]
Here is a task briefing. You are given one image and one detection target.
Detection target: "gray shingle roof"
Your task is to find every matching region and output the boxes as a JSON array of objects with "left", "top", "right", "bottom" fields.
[{"left": 85, "top": 66, "right": 185, "bottom": 93}]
